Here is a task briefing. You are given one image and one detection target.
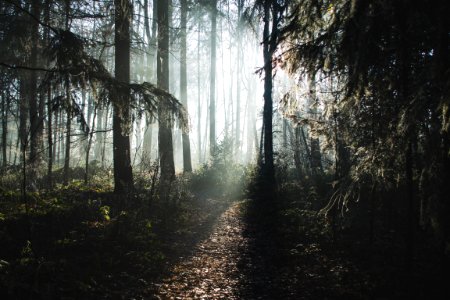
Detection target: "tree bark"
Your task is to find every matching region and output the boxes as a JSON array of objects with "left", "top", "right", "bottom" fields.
[
  {"left": 180, "top": 0, "right": 192, "bottom": 172},
  {"left": 113, "top": 0, "right": 134, "bottom": 193},
  {"left": 28, "top": 0, "right": 41, "bottom": 165},
  {"left": 261, "top": 0, "right": 276, "bottom": 189},
  {"left": 63, "top": 78, "right": 71, "bottom": 186},
  {"left": 308, "top": 73, "right": 323, "bottom": 176},
  {"left": 235, "top": 0, "right": 243, "bottom": 157},
  {"left": 209, "top": 0, "right": 217, "bottom": 157},
  {"left": 1, "top": 92, "right": 8, "bottom": 167},
  {"left": 157, "top": 0, "right": 175, "bottom": 200}
]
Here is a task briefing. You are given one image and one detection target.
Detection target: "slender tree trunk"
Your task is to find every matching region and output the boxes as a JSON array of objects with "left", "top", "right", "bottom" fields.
[
  {"left": 261, "top": 0, "right": 276, "bottom": 190},
  {"left": 94, "top": 107, "right": 103, "bottom": 159},
  {"left": 180, "top": 0, "right": 192, "bottom": 172},
  {"left": 101, "top": 105, "right": 109, "bottom": 167},
  {"left": 246, "top": 78, "right": 256, "bottom": 163},
  {"left": 157, "top": 0, "right": 175, "bottom": 200},
  {"left": 235, "top": 0, "right": 243, "bottom": 157},
  {"left": 62, "top": 0, "right": 71, "bottom": 185},
  {"left": 1, "top": 93, "right": 8, "bottom": 167},
  {"left": 209, "top": 0, "right": 217, "bottom": 157},
  {"left": 197, "top": 22, "right": 202, "bottom": 164},
  {"left": 47, "top": 86, "right": 53, "bottom": 188},
  {"left": 85, "top": 106, "right": 97, "bottom": 184},
  {"left": 56, "top": 109, "right": 61, "bottom": 166},
  {"left": 113, "top": 0, "right": 134, "bottom": 193},
  {"left": 141, "top": 115, "right": 153, "bottom": 167},
  {"left": 308, "top": 73, "right": 323, "bottom": 176},
  {"left": 63, "top": 79, "right": 71, "bottom": 186},
  {"left": 28, "top": 0, "right": 41, "bottom": 165},
  {"left": 141, "top": 0, "right": 156, "bottom": 166},
  {"left": 19, "top": 78, "right": 28, "bottom": 166}
]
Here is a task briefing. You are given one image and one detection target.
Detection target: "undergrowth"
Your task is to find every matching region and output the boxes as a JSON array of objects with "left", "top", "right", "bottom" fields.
[{"left": 0, "top": 153, "right": 248, "bottom": 299}]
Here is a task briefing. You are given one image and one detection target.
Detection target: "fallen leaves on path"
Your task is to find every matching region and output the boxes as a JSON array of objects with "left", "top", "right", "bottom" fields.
[{"left": 153, "top": 203, "right": 246, "bottom": 299}]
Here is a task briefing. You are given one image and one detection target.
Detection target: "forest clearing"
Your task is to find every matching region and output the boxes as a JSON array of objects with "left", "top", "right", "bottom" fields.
[{"left": 0, "top": 0, "right": 449, "bottom": 299}]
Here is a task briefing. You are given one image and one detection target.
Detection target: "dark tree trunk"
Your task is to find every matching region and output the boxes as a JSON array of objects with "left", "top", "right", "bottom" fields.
[
  {"left": 113, "top": 0, "right": 134, "bottom": 193},
  {"left": 261, "top": 0, "right": 276, "bottom": 190},
  {"left": 157, "top": 0, "right": 175, "bottom": 200},
  {"left": 84, "top": 106, "right": 97, "bottom": 184},
  {"left": 46, "top": 86, "right": 53, "bottom": 188},
  {"left": 19, "top": 77, "right": 28, "bottom": 165},
  {"left": 63, "top": 79, "right": 71, "bottom": 186},
  {"left": 308, "top": 73, "right": 323, "bottom": 176},
  {"left": 1, "top": 92, "right": 8, "bottom": 167},
  {"left": 180, "top": 0, "right": 192, "bottom": 172},
  {"left": 28, "top": 0, "right": 41, "bottom": 165}
]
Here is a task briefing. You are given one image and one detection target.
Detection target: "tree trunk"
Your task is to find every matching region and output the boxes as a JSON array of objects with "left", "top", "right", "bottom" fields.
[
  {"left": 209, "top": 0, "right": 217, "bottom": 157},
  {"left": 141, "top": 115, "right": 153, "bottom": 167},
  {"left": 63, "top": 79, "right": 71, "bottom": 186},
  {"left": 197, "top": 20, "right": 202, "bottom": 165},
  {"left": 113, "top": 0, "right": 134, "bottom": 193},
  {"left": 94, "top": 107, "right": 103, "bottom": 160},
  {"left": 19, "top": 77, "right": 28, "bottom": 166},
  {"left": 261, "top": 0, "right": 276, "bottom": 190},
  {"left": 157, "top": 0, "right": 175, "bottom": 200},
  {"left": 28, "top": 0, "right": 41, "bottom": 165},
  {"left": 180, "top": 0, "right": 192, "bottom": 172},
  {"left": 235, "top": 0, "right": 243, "bottom": 157},
  {"left": 84, "top": 106, "right": 97, "bottom": 184},
  {"left": 308, "top": 73, "right": 323, "bottom": 176},
  {"left": 141, "top": 0, "right": 156, "bottom": 167},
  {"left": 1, "top": 92, "right": 8, "bottom": 168},
  {"left": 46, "top": 86, "right": 53, "bottom": 188},
  {"left": 197, "top": 22, "right": 202, "bottom": 165}
]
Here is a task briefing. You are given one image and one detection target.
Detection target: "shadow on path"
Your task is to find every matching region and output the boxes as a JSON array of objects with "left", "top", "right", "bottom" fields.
[{"left": 149, "top": 200, "right": 289, "bottom": 299}]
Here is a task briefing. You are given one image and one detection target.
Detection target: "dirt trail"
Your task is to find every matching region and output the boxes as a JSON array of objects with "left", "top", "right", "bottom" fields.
[{"left": 153, "top": 202, "right": 250, "bottom": 299}]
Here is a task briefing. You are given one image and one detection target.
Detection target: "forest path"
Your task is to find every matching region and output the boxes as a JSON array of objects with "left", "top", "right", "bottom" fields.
[{"left": 151, "top": 201, "right": 272, "bottom": 299}]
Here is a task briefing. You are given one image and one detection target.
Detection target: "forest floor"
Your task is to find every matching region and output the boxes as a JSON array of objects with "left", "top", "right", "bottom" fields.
[
  {"left": 147, "top": 200, "right": 369, "bottom": 300},
  {"left": 151, "top": 202, "right": 246, "bottom": 299},
  {"left": 1, "top": 176, "right": 445, "bottom": 299}
]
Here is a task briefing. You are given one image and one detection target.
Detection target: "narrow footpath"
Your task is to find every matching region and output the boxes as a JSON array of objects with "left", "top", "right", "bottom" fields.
[
  {"left": 153, "top": 202, "right": 249, "bottom": 299},
  {"left": 149, "top": 201, "right": 370, "bottom": 300}
]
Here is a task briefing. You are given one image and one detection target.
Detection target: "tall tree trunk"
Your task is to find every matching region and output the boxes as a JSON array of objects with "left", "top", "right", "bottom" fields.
[
  {"left": 63, "top": 78, "right": 71, "bottom": 186},
  {"left": 180, "top": 0, "right": 192, "bottom": 172},
  {"left": 46, "top": 86, "right": 53, "bottom": 188},
  {"left": 113, "top": 0, "right": 134, "bottom": 193},
  {"left": 308, "top": 73, "right": 323, "bottom": 176},
  {"left": 246, "top": 78, "right": 256, "bottom": 163},
  {"left": 94, "top": 107, "right": 103, "bottom": 159},
  {"left": 28, "top": 0, "right": 41, "bottom": 165},
  {"left": 101, "top": 105, "right": 110, "bottom": 167},
  {"left": 84, "top": 106, "right": 97, "bottom": 184},
  {"left": 19, "top": 77, "right": 28, "bottom": 166},
  {"left": 261, "top": 0, "right": 276, "bottom": 189},
  {"left": 141, "top": 115, "right": 153, "bottom": 167},
  {"left": 62, "top": 0, "right": 71, "bottom": 186},
  {"left": 209, "top": 0, "right": 217, "bottom": 157},
  {"left": 1, "top": 92, "right": 8, "bottom": 168},
  {"left": 157, "top": 0, "right": 175, "bottom": 200},
  {"left": 197, "top": 22, "right": 202, "bottom": 164},
  {"left": 141, "top": 0, "right": 156, "bottom": 166},
  {"left": 235, "top": 0, "right": 243, "bottom": 157}
]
